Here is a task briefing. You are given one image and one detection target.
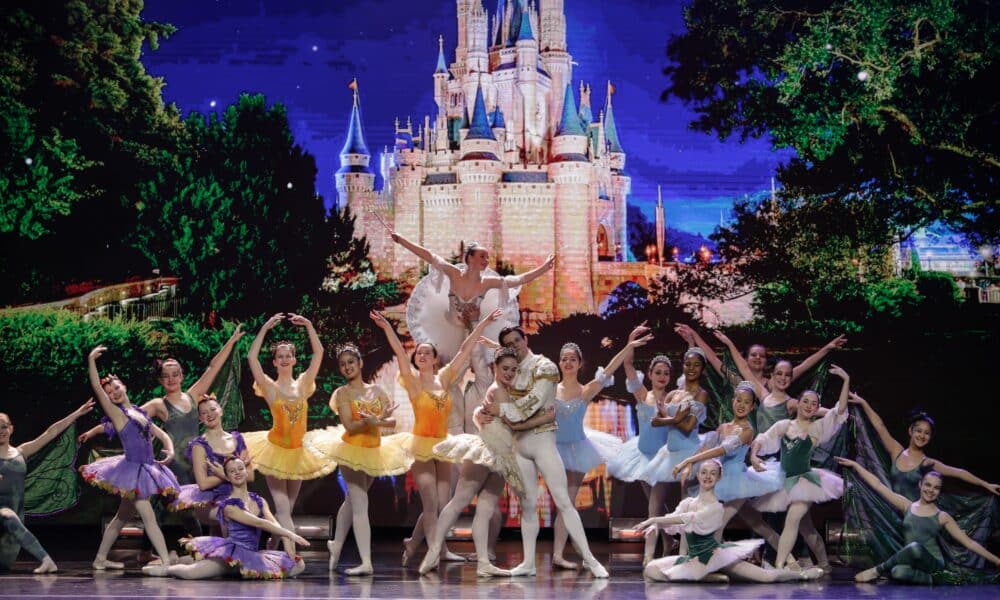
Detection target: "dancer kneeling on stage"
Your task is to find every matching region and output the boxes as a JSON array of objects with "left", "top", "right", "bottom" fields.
[
  {"left": 637, "top": 459, "right": 824, "bottom": 583},
  {"left": 169, "top": 456, "right": 308, "bottom": 580},
  {"left": 838, "top": 458, "right": 1000, "bottom": 584}
]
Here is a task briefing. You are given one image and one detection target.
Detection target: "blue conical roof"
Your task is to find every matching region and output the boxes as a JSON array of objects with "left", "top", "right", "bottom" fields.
[
  {"left": 605, "top": 96, "right": 623, "bottom": 153},
  {"left": 494, "top": 0, "right": 505, "bottom": 47},
  {"left": 516, "top": 5, "right": 534, "bottom": 42},
  {"left": 490, "top": 105, "right": 506, "bottom": 129},
  {"left": 557, "top": 84, "right": 585, "bottom": 136},
  {"left": 466, "top": 85, "right": 495, "bottom": 140},
  {"left": 435, "top": 36, "right": 447, "bottom": 74},
  {"left": 506, "top": 0, "right": 522, "bottom": 45},
  {"left": 340, "top": 94, "right": 370, "bottom": 156}
]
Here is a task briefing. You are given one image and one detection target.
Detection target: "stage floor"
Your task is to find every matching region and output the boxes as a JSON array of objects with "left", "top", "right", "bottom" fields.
[{"left": 2, "top": 540, "right": 995, "bottom": 599}]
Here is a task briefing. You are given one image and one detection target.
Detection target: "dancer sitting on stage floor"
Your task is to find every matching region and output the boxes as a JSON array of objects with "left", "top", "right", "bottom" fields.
[
  {"left": 169, "top": 457, "right": 308, "bottom": 580},
  {"left": 838, "top": 458, "right": 1000, "bottom": 584},
  {"left": 606, "top": 323, "right": 675, "bottom": 566},
  {"left": 419, "top": 346, "right": 527, "bottom": 577},
  {"left": 497, "top": 325, "right": 609, "bottom": 578},
  {"left": 373, "top": 308, "right": 503, "bottom": 565},
  {"left": 307, "top": 342, "right": 412, "bottom": 576},
  {"left": 671, "top": 381, "right": 782, "bottom": 551},
  {"left": 169, "top": 394, "right": 253, "bottom": 514},
  {"left": 244, "top": 313, "right": 336, "bottom": 555},
  {"left": 749, "top": 365, "right": 851, "bottom": 573},
  {"left": 637, "top": 459, "right": 824, "bottom": 583},
  {"left": 550, "top": 332, "right": 651, "bottom": 569},
  {"left": 79, "top": 346, "right": 180, "bottom": 576},
  {"left": 1, "top": 400, "right": 94, "bottom": 574}
]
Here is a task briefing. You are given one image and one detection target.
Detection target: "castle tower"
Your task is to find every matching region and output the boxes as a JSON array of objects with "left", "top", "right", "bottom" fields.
[
  {"left": 604, "top": 82, "right": 630, "bottom": 260},
  {"left": 539, "top": 0, "right": 571, "bottom": 140},
  {"left": 550, "top": 83, "right": 594, "bottom": 317},
  {"left": 457, "top": 84, "right": 502, "bottom": 256},
  {"left": 656, "top": 185, "right": 665, "bottom": 265},
  {"left": 515, "top": 4, "right": 540, "bottom": 163},
  {"left": 336, "top": 80, "right": 376, "bottom": 239}
]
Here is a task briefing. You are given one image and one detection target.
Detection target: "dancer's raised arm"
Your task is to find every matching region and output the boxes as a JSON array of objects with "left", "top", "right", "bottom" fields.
[
  {"left": 390, "top": 231, "right": 462, "bottom": 278},
  {"left": 791, "top": 335, "right": 847, "bottom": 382},
  {"left": 925, "top": 459, "right": 1000, "bottom": 496},
  {"left": 581, "top": 331, "right": 653, "bottom": 401},
  {"left": 940, "top": 513, "right": 1000, "bottom": 567},
  {"left": 18, "top": 400, "right": 95, "bottom": 459},
  {"left": 370, "top": 310, "right": 419, "bottom": 393},
  {"left": 248, "top": 314, "right": 284, "bottom": 392},
  {"left": 623, "top": 322, "right": 651, "bottom": 402},
  {"left": 87, "top": 346, "right": 126, "bottom": 432},
  {"left": 186, "top": 324, "right": 245, "bottom": 401},
  {"left": 713, "top": 331, "right": 766, "bottom": 397},
  {"left": 439, "top": 309, "right": 504, "bottom": 387},
  {"left": 836, "top": 457, "right": 910, "bottom": 512},
  {"left": 846, "top": 392, "right": 903, "bottom": 458},
  {"left": 487, "top": 254, "right": 555, "bottom": 288},
  {"left": 674, "top": 323, "right": 724, "bottom": 375},
  {"left": 288, "top": 314, "right": 324, "bottom": 384}
]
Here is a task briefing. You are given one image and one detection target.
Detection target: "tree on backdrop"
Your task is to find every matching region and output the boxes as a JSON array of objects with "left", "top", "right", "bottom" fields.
[
  {"left": 0, "top": 0, "right": 182, "bottom": 302},
  {"left": 664, "top": 0, "right": 999, "bottom": 247},
  {"left": 134, "top": 93, "right": 327, "bottom": 319}
]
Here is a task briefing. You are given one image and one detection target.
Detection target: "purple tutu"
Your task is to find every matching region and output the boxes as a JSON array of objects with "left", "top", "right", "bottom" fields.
[
  {"left": 181, "top": 494, "right": 298, "bottom": 579},
  {"left": 170, "top": 432, "right": 247, "bottom": 510},
  {"left": 79, "top": 407, "right": 179, "bottom": 500}
]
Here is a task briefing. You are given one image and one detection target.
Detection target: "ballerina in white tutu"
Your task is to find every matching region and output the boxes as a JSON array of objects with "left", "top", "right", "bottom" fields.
[
  {"left": 748, "top": 365, "right": 851, "bottom": 572},
  {"left": 550, "top": 332, "right": 652, "bottom": 569},
  {"left": 636, "top": 459, "right": 824, "bottom": 583},
  {"left": 671, "top": 382, "right": 783, "bottom": 550},
  {"left": 386, "top": 227, "right": 553, "bottom": 433}
]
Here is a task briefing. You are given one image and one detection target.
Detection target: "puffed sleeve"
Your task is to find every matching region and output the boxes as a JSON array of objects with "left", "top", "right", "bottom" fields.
[
  {"left": 809, "top": 405, "right": 849, "bottom": 445},
  {"left": 719, "top": 432, "right": 744, "bottom": 458},
  {"left": 753, "top": 419, "right": 790, "bottom": 456},
  {"left": 661, "top": 497, "right": 724, "bottom": 535},
  {"left": 593, "top": 366, "right": 615, "bottom": 389},
  {"left": 689, "top": 399, "right": 707, "bottom": 425},
  {"left": 626, "top": 372, "right": 645, "bottom": 394}
]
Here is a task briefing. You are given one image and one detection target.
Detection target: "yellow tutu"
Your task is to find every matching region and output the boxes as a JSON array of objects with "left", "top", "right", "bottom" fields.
[
  {"left": 243, "top": 429, "right": 337, "bottom": 480},
  {"left": 305, "top": 426, "right": 413, "bottom": 477},
  {"left": 385, "top": 432, "right": 458, "bottom": 463}
]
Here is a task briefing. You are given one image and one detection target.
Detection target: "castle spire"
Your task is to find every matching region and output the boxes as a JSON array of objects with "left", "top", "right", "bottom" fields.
[
  {"left": 556, "top": 83, "right": 584, "bottom": 136},
  {"left": 340, "top": 78, "right": 370, "bottom": 159},
  {"left": 578, "top": 81, "right": 593, "bottom": 126},
  {"left": 494, "top": 0, "right": 506, "bottom": 46},
  {"left": 490, "top": 105, "right": 506, "bottom": 129},
  {"left": 604, "top": 80, "right": 623, "bottom": 153},
  {"left": 435, "top": 35, "right": 447, "bottom": 73},
  {"left": 465, "top": 84, "right": 495, "bottom": 140},
  {"left": 506, "top": 0, "right": 522, "bottom": 44},
  {"left": 516, "top": 2, "right": 534, "bottom": 42}
]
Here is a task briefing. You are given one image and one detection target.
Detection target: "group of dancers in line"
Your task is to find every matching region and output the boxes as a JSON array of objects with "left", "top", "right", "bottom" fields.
[{"left": 2, "top": 234, "right": 1000, "bottom": 584}]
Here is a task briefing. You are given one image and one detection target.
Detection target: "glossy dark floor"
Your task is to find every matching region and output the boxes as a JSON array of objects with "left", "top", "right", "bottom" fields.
[{"left": 2, "top": 540, "right": 996, "bottom": 599}]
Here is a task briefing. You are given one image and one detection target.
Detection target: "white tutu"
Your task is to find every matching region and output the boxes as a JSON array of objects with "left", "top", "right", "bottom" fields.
[
  {"left": 646, "top": 538, "right": 763, "bottom": 581},
  {"left": 640, "top": 435, "right": 704, "bottom": 485},
  {"left": 606, "top": 437, "right": 658, "bottom": 482},
  {"left": 556, "top": 428, "right": 622, "bottom": 474},
  {"left": 405, "top": 263, "right": 520, "bottom": 362},
  {"left": 753, "top": 467, "right": 844, "bottom": 513},
  {"left": 432, "top": 423, "right": 525, "bottom": 495}
]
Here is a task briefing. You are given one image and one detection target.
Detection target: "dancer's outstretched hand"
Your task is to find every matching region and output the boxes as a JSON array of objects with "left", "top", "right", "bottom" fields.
[
  {"left": 73, "top": 398, "right": 97, "bottom": 418},
  {"left": 483, "top": 308, "right": 504, "bottom": 323},
  {"left": 369, "top": 310, "right": 391, "bottom": 330},
  {"left": 262, "top": 313, "right": 284, "bottom": 331},
  {"left": 477, "top": 336, "right": 501, "bottom": 349},
  {"left": 628, "top": 321, "right": 649, "bottom": 343},
  {"left": 89, "top": 345, "right": 108, "bottom": 362},
  {"left": 828, "top": 364, "right": 848, "bottom": 379},
  {"left": 835, "top": 457, "right": 859, "bottom": 469},
  {"left": 287, "top": 313, "right": 311, "bottom": 327},
  {"left": 825, "top": 334, "right": 848, "bottom": 351}
]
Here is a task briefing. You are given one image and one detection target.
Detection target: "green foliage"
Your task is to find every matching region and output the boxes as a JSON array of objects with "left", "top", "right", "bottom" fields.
[
  {"left": 0, "top": 0, "right": 184, "bottom": 303},
  {"left": 864, "top": 278, "right": 921, "bottom": 319},
  {"left": 665, "top": 0, "right": 1000, "bottom": 246},
  {"left": 134, "top": 93, "right": 328, "bottom": 319},
  {"left": 914, "top": 271, "right": 964, "bottom": 306}
]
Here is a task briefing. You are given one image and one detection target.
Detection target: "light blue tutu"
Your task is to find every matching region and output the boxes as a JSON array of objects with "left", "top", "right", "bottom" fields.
[
  {"left": 709, "top": 445, "right": 783, "bottom": 502},
  {"left": 606, "top": 403, "right": 667, "bottom": 482},
  {"left": 641, "top": 401, "right": 706, "bottom": 484},
  {"left": 554, "top": 398, "right": 623, "bottom": 474}
]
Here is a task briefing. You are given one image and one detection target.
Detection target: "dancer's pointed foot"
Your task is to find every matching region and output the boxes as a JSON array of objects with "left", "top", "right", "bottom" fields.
[
  {"left": 508, "top": 562, "right": 536, "bottom": 577},
  {"left": 401, "top": 538, "right": 415, "bottom": 566},
  {"left": 290, "top": 559, "right": 306, "bottom": 577},
  {"left": 418, "top": 551, "right": 440, "bottom": 575},
  {"left": 327, "top": 540, "right": 340, "bottom": 571},
  {"left": 33, "top": 557, "right": 58, "bottom": 574},
  {"left": 477, "top": 562, "right": 511, "bottom": 577},
  {"left": 801, "top": 566, "right": 825, "bottom": 581},
  {"left": 92, "top": 557, "right": 125, "bottom": 571},
  {"left": 552, "top": 556, "right": 578, "bottom": 570},
  {"left": 441, "top": 549, "right": 466, "bottom": 562},
  {"left": 582, "top": 557, "right": 609, "bottom": 578},
  {"left": 855, "top": 567, "right": 880, "bottom": 583},
  {"left": 141, "top": 564, "right": 169, "bottom": 577},
  {"left": 702, "top": 573, "right": 729, "bottom": 583},
  {"left": 345, "top": 563, "right": 374, "bottom": 576}
]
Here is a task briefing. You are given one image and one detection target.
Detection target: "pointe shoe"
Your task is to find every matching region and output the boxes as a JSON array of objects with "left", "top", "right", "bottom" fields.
[
  {"left": 854, "top": 567, "right": 880, "bottom": 583},
  {"left": 327, "top": 540, "right": 340, "bottom": 571},
  {"left": 477, "top": 562, "right": 512, "bottom": 577},
  {"left": 508, "top": 562, "right": 536, "bottom": 577},
  {"left": 33, "top": 557, "right": 58, "bottom": 574},
  {"left": 345, "top": 564, "right": 374, "bottom": 576},
  {"left": 418, "top": 553, "right": 440, "bottom": 575},
  {"left": 582, "top": 558, "right": 609, "bottom": 578},
  {"left": 552, "top": 556, "right": 578, "bottom": 570},
  {"left": 290, "top": 559, "right": 306, "bottom": 578},
  {"left": 441, "top": 549, "right": 467, "bottom": 562},
  {"left": 702, "top": 573, "right": 729, "bottom": 583},
  {"left": 141, "top": 564, "right": 170, "bottom": 577},
  {"left": 801, "top": 567, "right": 825, "bottom": 581},
  {"left": 92, "top": 557, "right": 125, "bottom": 570},
  {"left": 401, "top": 538, "right": 415, "bottom": 566}
]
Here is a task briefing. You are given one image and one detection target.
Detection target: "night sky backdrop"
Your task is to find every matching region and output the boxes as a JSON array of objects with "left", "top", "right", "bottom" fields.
[{"left": 141, "top": 0, "right": 792, "bottom": 235}]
